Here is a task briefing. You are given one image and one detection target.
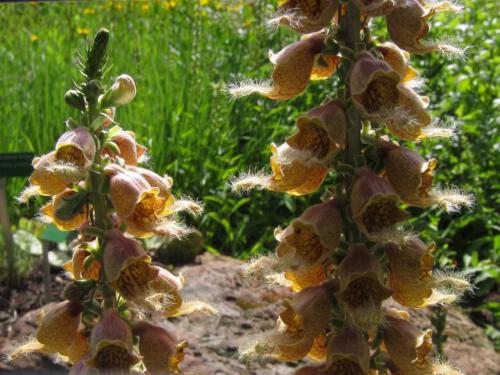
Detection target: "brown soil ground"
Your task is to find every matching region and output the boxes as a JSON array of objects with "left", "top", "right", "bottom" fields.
[{"left": 0, "top": 253, "right": 498, "bottom": 374}]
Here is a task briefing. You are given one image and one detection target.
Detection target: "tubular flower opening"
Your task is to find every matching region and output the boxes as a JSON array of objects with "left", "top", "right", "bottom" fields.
[
  {"left": 383, "top": 309, "right": 463, "bottom": 375},
  {"left": 86, "top": 309, "right": 140, "bottom": 373},
  {"left": 352, "top": 0, "right": 395, "bottom": 17},
  {"left": 229, "top": 31, "right": 334, "bottom": 101},
  {"left": 40, "top": 189, "right": 89, "bottom": 231},
  {"left": 244, "top": 198, "right": 342, "bottom": 290},
  {"left": 106, "top": 165, "right": 200, "bottom": 238},
  {"left": 351, "top": 168, "right": 408, "bottom": 237},
  {"left": 232, "top": 100, "right": 346, "bottom": 196},
  {"left": 385, "top": 238, "right": 471, "bottom": 308},
  {"left": 242, "top": 281, "right": 336, "bottom": 362},
  {"left": 268, "top": 0, "right": 339, "bottom": 34},
  {"left": 325, "top": 326, "right": 371, "bottom": 374},
  {"left": 386, "top": 0, "right": 464, "bottom": 55},
  {"left": 376, "top": 42, "right": 418, "bottom": 83},
  {"left": 336, "top": 245, "right": 392, "bottom": 331},
  {"left": 134, "top": 321, "right": 187, "bottom": 375},
  {"left": 10, "top": 300, "right": 83, "bottom": 359},
  {"left": 379, "top": 138, "right": 473, "bottom": 211},
  {"left": 102, "top": 126, "right": 147, "bottom": 166}
]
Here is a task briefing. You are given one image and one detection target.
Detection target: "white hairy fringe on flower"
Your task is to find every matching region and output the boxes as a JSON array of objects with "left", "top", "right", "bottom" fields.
[
  {"left": 412, "top": 186, "right": 474, "bottom": 212},
  {"left": 172, "top": 197, "right": 204, "bottom": 216},
  {"left": 432, "top": 269, "right": 473, "bottom": 300},
  {"left": 230, "top": 170, "right": 270, "bottom": 194},
  {"left": 404, "top": 77, "right": 426, "bottom": 91},
  {"left": 46, "top": 163, "right": 85, "bottom": 181},
  {"left": 239, "top": 334, "right": 276, "bottom": 364},
  {"left": 425, "top": 36, "right": 467, "bottom": 59},
  {"left": 155, "top": 220, "right": 192, "bottom": 239},
  {"left": 17, "top": 185, "right": 40, "bottom": 203},
  {"left": 367, "top": 227, "right": 415, "bottom": 245},
  {"left": 227, "top": 79, "right": 274, "bottom": 99},
  {"left": 241, "top": 254, "right": 280, "bottom": 279},
  {"left": 171, "top": 300, "right": 219, "bottom": 318},
  {"left": 265, "top": 272, "right": 294, "bottom": 288}
]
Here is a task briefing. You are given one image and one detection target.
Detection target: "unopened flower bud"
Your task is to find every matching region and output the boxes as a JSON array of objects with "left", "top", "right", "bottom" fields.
[
  {"left": 100, "top": 74, "right": 136, "bottom": 107},
  {"left": 65, "top": 89, "right": 86, "bottom": 110},
  {"left": 102, "top": 127, "right": 147, "bottom": 166}
]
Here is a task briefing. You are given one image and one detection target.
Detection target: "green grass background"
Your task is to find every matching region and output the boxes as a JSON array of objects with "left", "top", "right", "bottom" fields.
[{"left": 0, "top": 0, "right": 498, "bottom": 338}]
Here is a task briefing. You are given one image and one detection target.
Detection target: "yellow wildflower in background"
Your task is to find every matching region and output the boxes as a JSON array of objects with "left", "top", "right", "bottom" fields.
[
  {"left": 83, "top": 8, "right": 95, "bottom": 15},
  {"left": 31, "top": 34, "right": 39, "bottom": 42},
  {"left": 163, "top": 0, "right": 177, "bottom": 10},
  {"left": 76, "top": 27, "right": 91, "bottom": 36},
  {"left": 141, "top": 3, "right": 150, "bottom": 11}
]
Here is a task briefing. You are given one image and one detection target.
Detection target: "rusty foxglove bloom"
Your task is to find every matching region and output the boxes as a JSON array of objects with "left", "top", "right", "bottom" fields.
[
  {"left": 352, "top": 0, "right": 395, "bottom": 17},
  {"left": 105, "top": 164, "right": 201, "bottom": 238},
  {"left": 242, "top": 281, "right": 336, "bottom": 362},
  {"left": 40, "top": 189, "right": 89, "bottom": 231},
  {"left": 86, "top": 309, "right": 140, "bottom": 372},
  {"left": 232, "top": 100, "right": 346, "bottom": 196},
  {"left": 64, "top": 328, "right": 90, "bottom": 364},
  {"left": 376, "top": 42, "right": 418, "bottom": 83},
  {"left": 324, "top": 326, "right": 370, "bottom": 374},
  {"left": 386, "top": 0, "right": 463, "bottom": 55},
  {"left": 134, "top": 321, "right": 187, "bottom": 375},
  {"left": 385, "top": 238, "right": 470, "bottom": 308},
  {"left": 245, "top": 198, "right": 342, "bottom": 292},
  {"left": 336, "top": 245, "right": 392, "bottom": 330},
  {"left": 100, "top": 74, "right": 137, "bottom": 107},
  {"left": 229, "top": 31, "right": 331, "bottom": 100},
  {"left": 64, "top": 241, "right": 101, "bottom": 281},
  {"left": 102, "top": 126, "right": 147, "bottom": 166},
  {"left": 379, "top": 139, "right": 473, "bottom": 210},
  {"left": 268, "top": 0, "right": 338, "bottom": 34},
  {"left": 351, "top": 168, "right": 408, "bottom": 237},
  {"left": 10, "top": 300, "right": 83, "bottom": 360},
  {"left": 19, "top": 127, "right": 96, "bottom": 201},
  {"left": 384, "top": 309, "right": 463, "bottom": 375}
]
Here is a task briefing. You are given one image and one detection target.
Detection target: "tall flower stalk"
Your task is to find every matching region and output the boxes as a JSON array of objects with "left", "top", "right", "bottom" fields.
[
  {"left": 12, "top": 29, "right": 214, "bottom": 374},
  {"left": 231, "top": 1, "right": 472, "bottom": 373}
]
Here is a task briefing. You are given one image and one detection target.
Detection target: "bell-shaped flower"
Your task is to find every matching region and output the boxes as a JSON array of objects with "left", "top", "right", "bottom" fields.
[
  {"left": 102, "top": 126, "right": 147, "bottom": 166},
  {"left": 350, "top": 52, "right": 432, "bottom": 139},
  {"left": 268, "top": 0, "right": 338, "bottom": 34},
  {"left": 134, "top": 321, "right": 187, "bottom": 375},
  {"left": 353, "top": 0, "right": 395, "bottom": 17},
  {"left": 376, "top": 42, "right": 418, "bottom": 83},
  {"left": 324, "top": 326, "right": 370, "bottom": 374},
  {"left": 10, "top": 300, "right": 83, "bottom": 360},
  {"left": 379, "top": 139, "right": 473, "bottom": 211},
  {"left": 19, "top": 127, "right": 96, "bottom": 201},
  {"left": 232, "top": 100, "right": 346, "bottom": 196},
  {"left": 386, "top": 0, "right": 463, "bottom": 55},
  {"left": 86, "top": 309, "right": 140, "bottom": 372},
  {"left": 64, "top": 240, "right": 101, "bottom": 281},
  {"left": 103, "top": 230, "right": 214, "bottom": 317},
  {"left": 384, "top": 309, "right": 463, "bottom": 375},
  {"left": 63, "top": 328, "right": 90, "bottom": 364},
  {"left": 244, "top": 198, "right": 342, "bottom": 292},
  {"left": 241, "top": 281, "right": 336, "bottom": 362},
  {"left": 229, "top": 31, "right": 333, "bottom": 100},
  {"left": 385, "top": 237, "right": 470, "bottom": 308},
  {"left": 105, "top": 164, "right": 201, "bottom": 238},
  {"left": 336, "top": 245, "right": 392, "bottom": 331},
  {"left": 351, "top": 168, "right": 408, "bottom": 238},
  {"left": 40, "top": 189, "right": 89, "bottom": 231}
]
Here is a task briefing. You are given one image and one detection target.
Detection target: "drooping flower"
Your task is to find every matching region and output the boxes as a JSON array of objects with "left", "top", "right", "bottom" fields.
[
  {"left": 134, "top": 320, "right": 188, "bottom": 374},
  {"left": 268, "top": 0, "right": 339, "bottom": 34},
  {"left": 63, "top": 328, "right": 90, "bottom": 364},
  {"left": 105, "top": 164, "right": 201, "bottom": 238},
  {"left": 232, "top": 100, "right": 346, "bottom": 195},
  {"left": 102, "top": 126, "right": 147, "bottom": 166},
  {"left": 86, "top": 309, "right": 140, "bottom": 373},
  {"left": 64, "top": 240, "right": 101, "bottom": 281},
  {"left": 19, "top": 127, "right": 96, "bottom": 201},
  {"left": 103, "top": 229, "right": 214, "bottom": 317},
  {"left": 385, "top": 237, "right": 470, "bottom": 308},
  {"left": 376, "top": 42, "right": 418, "bottom": 83},
  {"left": 336, "top": 245, "right": 392, "bottom": 331},
  {"left": 229, "top": 31, "right": 334, "bottom": 100},
  {"left": 352, "top": 0, "right": 395, "bottom": 17},
  {"left": 324, "top": 326, "right": 371, "bottom": 374},
  {"left": 386, "top": 0, "right": 463, "bottom": 55},
  {"left": 10, "top": 300, "right": 83, "bottom": 360},
  {"left": 379, "top": 139, "right": 473, "bottom": 210},
  {"left": 40, "top": 189, "right": 89, "bottom": 231},
  {"left": 241, "top": 281, "right": 336, "bottom": 362},
  {"left": 351, "top": 168, "right": 408, "bottom": 237},
  {"left": 244, "top": 198, "right": 342, "bottom": 292},
  {"left": 384, "top": 309, "right": 464, "bottom": 375}
]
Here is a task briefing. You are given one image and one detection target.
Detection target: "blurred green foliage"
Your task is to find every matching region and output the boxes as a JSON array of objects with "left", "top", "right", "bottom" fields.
[{"left": 0, "top": 0, "right": 498, "bottom": 336}]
